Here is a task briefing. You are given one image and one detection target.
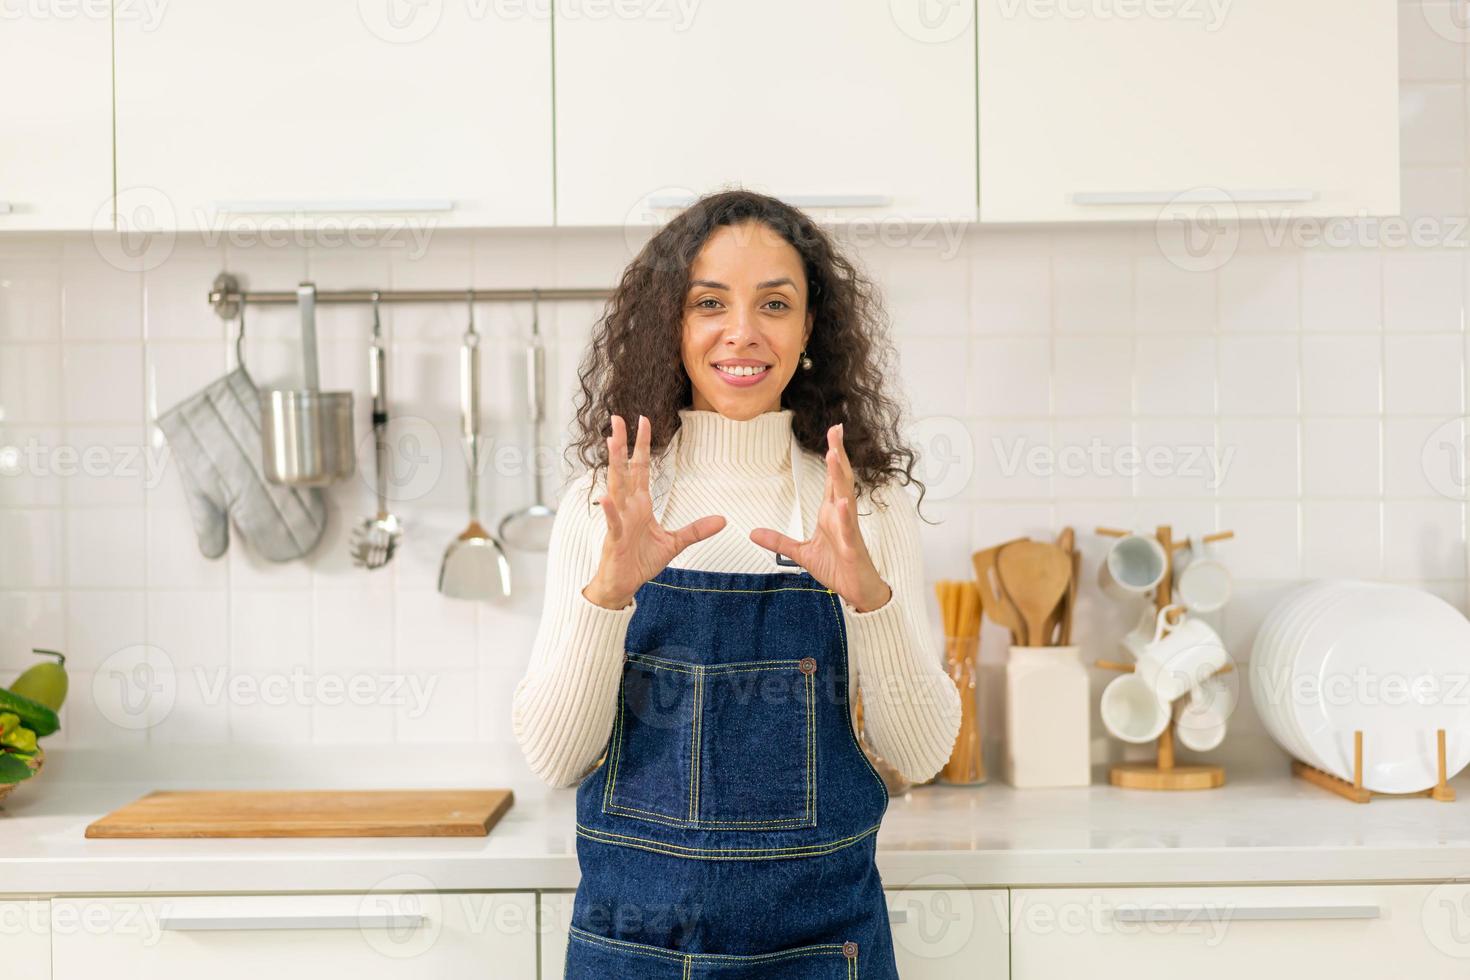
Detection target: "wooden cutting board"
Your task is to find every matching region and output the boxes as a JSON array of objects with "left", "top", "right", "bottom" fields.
[{"left": 84, "top": 788, "right": 514, "bottom": 838}]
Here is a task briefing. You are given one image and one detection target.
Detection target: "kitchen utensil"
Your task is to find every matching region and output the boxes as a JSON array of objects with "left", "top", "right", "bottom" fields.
[
  {"left": 1100, "top": 671, "right": 1171, "bottom": 744},
  {"left": 156, "top": 304, "right": 327, "bottom": 561},
  {"left": 85, "top": 788, "right": 514, "bottom": 838},
  {"left": 1174, "top": 537, "right": 1233, "bottom": 613},
  {"left": 497, "top": 292, "right": 557, "bottom": 551},
  {"left": 262, "top": 283, "right": 356, "bottom": 487},
  {"left": 971, "top": 539, "right": 1026, "bottom": 639},
  {"left": 996, "top": 540, "right": 1071, "bottom": 647},
  {"left": 350, "top": 292, "right": 402, "bottom": 570},
  {"left": 936, "top": 579, "right": 986, "bottom": 786},
  {"left": 1040, "top": 528, "right": 1075, "bottom": 645},
  {"left": 1097, "top": 532, "right": 1167, "bottom": 601},
  {"left": 438, "top": 295, "right": 513, "bottom": 601},
  {"left": 1004, "top": 644, "right": 1090, "bottom": 787},
  {"left": 1060, "top": 545, "right": 1080, "bottom": 646}
]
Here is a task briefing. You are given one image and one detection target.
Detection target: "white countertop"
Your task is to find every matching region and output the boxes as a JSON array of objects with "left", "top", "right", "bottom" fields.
[{"left": 3, "top": 744, "right": 1469, "bottom": 897}]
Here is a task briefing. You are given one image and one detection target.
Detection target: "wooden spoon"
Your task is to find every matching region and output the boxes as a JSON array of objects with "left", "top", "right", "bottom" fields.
[
  {"left": 996, "top": 540, "right": 1072, "bottom": 648},
  {"left": 1040, "top": 528, "right": 1076, "bottom": 644}
]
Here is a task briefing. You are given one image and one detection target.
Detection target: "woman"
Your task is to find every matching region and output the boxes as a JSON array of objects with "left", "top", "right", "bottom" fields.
[{"left": 513, "top": 190, "right": 962, "bottom": 978}]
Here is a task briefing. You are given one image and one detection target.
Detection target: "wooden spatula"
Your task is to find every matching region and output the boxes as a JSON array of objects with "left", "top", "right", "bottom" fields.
[
  {"left": 1040, "top": 528, "right": 1075, "bottom": 644},
  {"left": 996, "top": 540, "right": 1072, "bottom": 648},
  {"left": 971, "top": 538, "right": 1026, "bottom": 640}
]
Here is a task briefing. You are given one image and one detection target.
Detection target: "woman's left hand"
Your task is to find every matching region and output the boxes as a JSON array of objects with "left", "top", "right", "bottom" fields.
[{"left": 751, "top": 422, "right": 893, "bottom": 613}]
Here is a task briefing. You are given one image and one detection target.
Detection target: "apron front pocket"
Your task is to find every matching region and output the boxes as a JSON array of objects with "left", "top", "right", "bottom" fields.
[
  {"left": 603, "top": 654, "right": 818, "bottom": 831},
  {"left": 567, "top": 926, "right": 859, "bottom": 980}
]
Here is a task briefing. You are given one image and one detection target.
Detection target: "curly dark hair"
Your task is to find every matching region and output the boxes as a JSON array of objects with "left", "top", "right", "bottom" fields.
[{"left": 564, "top": 188, "right": 930, "bottom": 521}]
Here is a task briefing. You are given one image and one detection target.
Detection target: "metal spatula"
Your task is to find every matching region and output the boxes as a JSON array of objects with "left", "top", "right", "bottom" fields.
[{"left": 438, "top": 295, "right": 512, "bottom": 601}]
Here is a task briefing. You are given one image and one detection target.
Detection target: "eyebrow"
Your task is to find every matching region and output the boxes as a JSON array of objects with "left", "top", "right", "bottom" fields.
[{"left": 688, "top": 277, "right": 798, "bottom": 291}]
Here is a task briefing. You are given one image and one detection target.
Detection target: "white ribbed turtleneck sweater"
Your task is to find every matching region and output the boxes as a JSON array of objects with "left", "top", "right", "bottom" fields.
[{"left": 511, "top": 407, "right": 962, "bottom": 788}]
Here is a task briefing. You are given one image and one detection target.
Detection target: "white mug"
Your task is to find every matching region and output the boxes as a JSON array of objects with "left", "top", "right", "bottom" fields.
[
  {"left": 1134, "top": 604, "right": 1228, "bottom": 704},
  {"left": 1100, "top": 671, "right": 1171, "bottom": 744},
  {"left": 1174, "top": 538, "right": 1233, "bottom": 614},
  {"left": 1097, "top": 533, "right": 1167, "bottom": 602},
  {"left": 1174, "top": 675, "right": 1233, "bottom": 752}
]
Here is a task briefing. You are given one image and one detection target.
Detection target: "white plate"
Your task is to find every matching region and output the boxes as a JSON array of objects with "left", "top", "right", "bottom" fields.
[
  {"left": 1250, "top": 581, "right": 1354, "bottom": 766},
  {"left": 1289, "top": 585, "right": 1470, "bottom": 793}
]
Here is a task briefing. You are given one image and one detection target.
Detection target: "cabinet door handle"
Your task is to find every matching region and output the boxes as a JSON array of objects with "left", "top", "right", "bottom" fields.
[
  {"left": 212, "top": 199, "right": 455, "bottom": 214},
  {"left": 1072, "top": 189, "right": 1315, "bottom": 206},
  {"left": 1111, "top": 904, "right": 1380, "bottom": 923},
  {"left": 888, "top": 907, "right": 909, "bottom": 925},
  {"left": 159, "top": 912, "right": 428, "bottom": 931},
  {"left": 645, "top": 193, "right": 892, "bottom": 209}
]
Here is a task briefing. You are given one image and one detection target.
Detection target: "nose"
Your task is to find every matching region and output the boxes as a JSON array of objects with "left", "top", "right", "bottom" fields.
[{"left": 723, "top": 303, "right": 759, "bottom": 346}]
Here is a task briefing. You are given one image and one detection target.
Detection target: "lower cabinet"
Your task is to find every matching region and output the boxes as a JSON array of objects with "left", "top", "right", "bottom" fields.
[
  {"left": 539, "top": 889, "right": 1011, "bottom": 979},
  {"left": 50, "top": 892, "right": 538, "bottom": 980},
  {"left": 5, "top": 900, "right": 50, "bottom": 979},
  {"left": 1011, "top": 884, "right": 1470, "bottom": 979}
]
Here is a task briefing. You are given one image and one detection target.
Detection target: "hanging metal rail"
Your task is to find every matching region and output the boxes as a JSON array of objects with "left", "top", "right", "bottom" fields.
[{"left": 208, "top": 272, "right": 614, "bottom": 320}]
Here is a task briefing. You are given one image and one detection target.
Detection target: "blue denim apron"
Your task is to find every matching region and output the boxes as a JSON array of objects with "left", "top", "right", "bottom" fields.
[{"left": 565, "top": 431, "right": 899, "bottom": 978}]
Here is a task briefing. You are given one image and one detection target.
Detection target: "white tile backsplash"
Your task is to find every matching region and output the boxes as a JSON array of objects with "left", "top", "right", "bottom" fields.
[{"left": 1, "top": 54, "right": 1467, "bottom": 772}]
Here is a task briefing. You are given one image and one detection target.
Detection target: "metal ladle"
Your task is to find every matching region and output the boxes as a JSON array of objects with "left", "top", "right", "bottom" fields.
[
  {"left": 350, "top": 292, "right": 402, "bottom": 570},
  {"left": 438, "top": 292, "right": 512, "bottom": 600},
  {"left": 498, "top": 291, "right": 557, "bottom": 551}
]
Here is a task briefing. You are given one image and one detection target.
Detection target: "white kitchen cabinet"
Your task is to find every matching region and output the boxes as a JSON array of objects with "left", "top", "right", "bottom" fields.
[
  {"left": 888, "top": 888, "right": 1010, "bottom": 978},
  {"left": 538, "top": 889, "right": 1009, "bottom": 979},
  {"left": 3, "top": 900, "right": 51, "bottom": 979},
  {"left": 554, "top": 0, "right": 976, "bottom": 226},
  {"left": 978, "top": 0, "right": 1399, "bottom": 223},
  {"left": 1011, "top": 883, "right": 1470, "bottom": 978},
  {"left": 0, "top": 14, "right": 112, "bottom": 229},
  {"left": 50, "top": 892, "right": 538, "bottom": 980},
  {"left": 114, "top": 1, "right": 553, "bottom": 230}
]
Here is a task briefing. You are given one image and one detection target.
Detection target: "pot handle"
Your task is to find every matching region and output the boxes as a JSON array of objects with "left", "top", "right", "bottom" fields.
[{"left": 297, "top": 282, "right": 320, "bottom": 392}]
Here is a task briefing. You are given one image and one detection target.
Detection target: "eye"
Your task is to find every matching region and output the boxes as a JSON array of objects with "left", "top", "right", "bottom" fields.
[
  {"left": 764, "top": 298, "right": 790, "bottom": 311},
  {"left": 693, "top": 297, "right": 722, "bottom": 309}
]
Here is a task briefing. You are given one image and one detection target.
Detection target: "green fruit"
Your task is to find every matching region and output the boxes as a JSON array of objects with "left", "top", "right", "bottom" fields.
[
  {"left": 0, "top": 714, "right": 36, "bottom": 754},
  {"left": 9, "top": 649, "right": 67, "bottom": 710},
  {"left": 0, "top": 688, "right": 58, "bottom": 737},
  {"left": 0, "top": 751, "right": 37, "bottom": 784}
]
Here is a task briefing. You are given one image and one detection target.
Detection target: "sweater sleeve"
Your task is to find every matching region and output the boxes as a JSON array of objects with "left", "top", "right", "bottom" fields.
[
  {"left": 510, "top": 470, "right": 636, "bottom": 788},
  {"left": 837, "top": 479, "right": 962, "bottom": 784}
]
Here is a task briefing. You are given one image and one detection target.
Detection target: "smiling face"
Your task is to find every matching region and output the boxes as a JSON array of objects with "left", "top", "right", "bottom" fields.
[{"left": 681, "top": 221, "right": 814, "bottom": 419}]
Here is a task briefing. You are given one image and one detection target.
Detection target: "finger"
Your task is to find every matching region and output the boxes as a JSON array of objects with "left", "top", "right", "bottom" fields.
[
  {"left": 598, "top": 493, "right": 624, "bottom": 541},
  {"left": 606, "top": 414, "right": 627, "bottom": 499},
  {"left": 831, "top": 422, "right": 857, "bottom": 498},
  {"left": 630, "top": 414, "right": 651, "bottom": 496},
  {"left": 671, "top": 514, "right": 725, "bottom": 553},
  {"left": 750, "top": 526, "right": 805, "bottom": 563}
]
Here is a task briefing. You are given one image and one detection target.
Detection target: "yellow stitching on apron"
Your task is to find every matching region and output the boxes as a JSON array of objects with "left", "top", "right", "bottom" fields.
[
  {"left": 688, "top": 670, "right": 701, "bottom": 823},
  {"left": 825, "top": 589, "right": 891, "bottom": 812},
  {"left": 683, "top": 954, "right": 691, "bottom": 979},
  {"left": 576, "top": 821, "right": 880, "bottom": 859},
  {"left": 601, "top": 682, "right": 624, "bottom": 813},
  {"left": 569, "top": 924, "right": 850, "bottom": 966},
  {"left": 806, "top": 667, "right": 816, "bottom": 823},
  {"left": 603, "top": 805, "right": 812, "bottom": 830}
]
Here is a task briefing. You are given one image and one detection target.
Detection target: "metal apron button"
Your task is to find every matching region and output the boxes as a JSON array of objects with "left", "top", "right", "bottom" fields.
[
  {"left": 843, "top": 940, "right": 859, "bottom": 958},
  {"left": 798, "top": 656, "right": 817, "bottom": 675}
]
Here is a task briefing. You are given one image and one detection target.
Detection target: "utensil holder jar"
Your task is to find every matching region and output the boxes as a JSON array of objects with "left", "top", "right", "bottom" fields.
[{"left": 1004, "top": 645, "right": 1091, "bottom": 787}]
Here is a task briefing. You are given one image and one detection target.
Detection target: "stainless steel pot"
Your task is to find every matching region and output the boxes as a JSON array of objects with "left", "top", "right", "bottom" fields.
[{"left": 262, "top": 283, "right": 356, "bottom": 487}]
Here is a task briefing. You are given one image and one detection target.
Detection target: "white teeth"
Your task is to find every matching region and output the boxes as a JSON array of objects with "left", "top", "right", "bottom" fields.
[{"left": 716, "top": 364, "right": 768, "bottom": 378}]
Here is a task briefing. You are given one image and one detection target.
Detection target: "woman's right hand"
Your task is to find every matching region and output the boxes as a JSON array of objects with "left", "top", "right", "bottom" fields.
[{"left": 582, "top": 413, "right": 726, "bottom": 610}]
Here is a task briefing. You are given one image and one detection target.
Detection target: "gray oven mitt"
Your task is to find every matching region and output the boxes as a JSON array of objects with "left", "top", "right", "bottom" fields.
[{"left": 156, "top": 367, "right": 327, "bottom": 561}]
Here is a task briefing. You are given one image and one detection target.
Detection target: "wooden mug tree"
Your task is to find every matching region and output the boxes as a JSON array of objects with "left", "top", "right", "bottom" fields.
[{"left": 1094, "top": 525, "right": 1234, "bottom": 791}]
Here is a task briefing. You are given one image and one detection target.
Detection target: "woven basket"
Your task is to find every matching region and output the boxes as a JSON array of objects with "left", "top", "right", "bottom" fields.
[{"left": 0, "top": 747, "right": 44, "bottom": 806}]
